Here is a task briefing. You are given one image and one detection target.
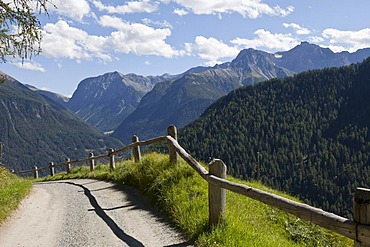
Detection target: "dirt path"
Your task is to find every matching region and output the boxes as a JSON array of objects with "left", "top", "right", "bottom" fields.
[{"left": 0, "top": 179, "right": 193, "bottom": 247}]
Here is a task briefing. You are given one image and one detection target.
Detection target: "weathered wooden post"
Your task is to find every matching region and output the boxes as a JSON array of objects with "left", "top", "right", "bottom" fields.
[
  {"left": 208, "top": 159, "right": 227, "bottom": 226},
  {"left": 33, "top": 166, "right": 38, "bottom": 179},
  {"left": 109, "top": 148, "right": 115, "bottom": 170},
  {"left": 132, "top": 135, "right": 141, "bottom": 163},
  {"left": 49, "top": 162, "right": 55, "bottom": 176},
  {"left": 89, "top": 152, "right": 95, "bottom": 171},
  {"left": 354, "top": 188, "right": 370, "bottom": 246},
  {"left": 66, "top": 158, "right": 72, "bottom": 174},
  {"left": 167, "top": 125, "right": 178, "bottom": 163}
]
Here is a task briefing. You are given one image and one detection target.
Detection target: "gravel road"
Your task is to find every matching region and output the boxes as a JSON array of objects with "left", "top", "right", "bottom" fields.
[{"left": 0, "top": 179, "right": 193, "bottom": 247}]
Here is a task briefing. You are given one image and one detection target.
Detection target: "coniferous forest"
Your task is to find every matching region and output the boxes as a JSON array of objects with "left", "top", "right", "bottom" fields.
[{"left": 179, "top": 58, "right": 370, "bottom": 218}]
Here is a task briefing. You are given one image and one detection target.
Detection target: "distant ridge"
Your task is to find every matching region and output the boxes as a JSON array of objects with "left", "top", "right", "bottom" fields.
[
  {"left": 273, "top": 41, "right": 370, "bottom": 72},
  {"left": 25, "top": 84, "right": 70, "bottom": 105}
]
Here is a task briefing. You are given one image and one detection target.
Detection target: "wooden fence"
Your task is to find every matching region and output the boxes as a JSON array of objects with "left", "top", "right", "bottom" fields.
[{"left": 13, "top": 125, "right": 370, "bottom": 246}]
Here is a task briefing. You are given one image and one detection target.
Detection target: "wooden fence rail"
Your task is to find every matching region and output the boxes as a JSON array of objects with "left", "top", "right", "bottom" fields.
[{"left": 12, "top": 125, "right": 370, "bottom": 246}]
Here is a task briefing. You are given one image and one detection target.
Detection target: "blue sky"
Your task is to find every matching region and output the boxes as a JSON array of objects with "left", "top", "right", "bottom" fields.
[{"left": 2, "top": 0, "right": 370, "bottom": 96}]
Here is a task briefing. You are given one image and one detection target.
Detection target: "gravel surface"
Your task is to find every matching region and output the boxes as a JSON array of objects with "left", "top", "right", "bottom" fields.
[{"left": 0, "top": 179, "right": 193, "bottom": 247}]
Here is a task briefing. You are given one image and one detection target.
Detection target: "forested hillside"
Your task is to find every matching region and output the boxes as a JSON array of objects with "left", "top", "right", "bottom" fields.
[
  {"left": 0, "top": 73, "right": 121, "bottom": 172},
  {"left": 179, "top": 58, "right": 370, "bottom": 218}
]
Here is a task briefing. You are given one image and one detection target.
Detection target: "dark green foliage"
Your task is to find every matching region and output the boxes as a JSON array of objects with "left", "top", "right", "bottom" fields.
[
  {"left": 180, "top": 58, "right": 370, "bottom": 218},
  {"left": 0, "top": 74, "right": 121, "bottom": 173}
]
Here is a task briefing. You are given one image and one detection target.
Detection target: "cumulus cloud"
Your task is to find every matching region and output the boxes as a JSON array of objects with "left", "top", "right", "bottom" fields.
[
  {"left": 168, "top": 0, "right": 294, "bottom": 18},
  {"left": 92, "top": 0, "right": 158, "bottom": 14},
  {"left": 40, "top": 17, "right": 182, "bottom": 62},
  {"left": 283, "top": 23, "right": 311, "bottom": 35},
  {"left": 231, "top": 29, "right": 299, "bottom": 52},
  {"left": 322, "top": 28, "right": 370, "bottom": 52},
  {"left": 173, "top": 8, "right": 188, "bottom": 16},
  {"left": 141, "top": 18, "right": 173, "bottom": 29},
  {"left": 185, "top": 36, "right": 240, "bottom": 65},
  {"left": 14, "top": 61, "right": 45, "bottom": 72},
  {"left": 47, "top": 0, "right": 90, "bottom": 21},
  {"left": 307, "top": 36, "right": 325, "bottom": 44},
  {"left": 41, "top": 20, "right": 109, "bottom": 62},
  {"left": 98, "top": 15, "right": 181, "bottom": 58}
]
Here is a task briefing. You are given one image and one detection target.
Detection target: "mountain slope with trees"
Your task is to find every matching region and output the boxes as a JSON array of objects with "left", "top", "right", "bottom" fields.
[
  {"left": 113, "top": 49, "right": 293, "bottom": 143},
  {"left": 0, "top": 72, "right": 121, "bottom": 172},
  {"left": 112, "top": 42, "right": 370, "bottom": 143},
  {"left": 179, "top": 58, "right": 370, "bottom": 218}
]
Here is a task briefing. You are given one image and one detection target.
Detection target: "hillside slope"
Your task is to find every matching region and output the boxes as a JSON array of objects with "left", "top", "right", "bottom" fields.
[
  {"left": 112, "top": 42, "right": 370, "bottom": 143},
  {"left": 0, "top": 73, "right": 121, "bottom": 172},
  {"left": 179, "top": 58, "right": 370, "bottom": 218},
  {"left": 113, "top": 49, "right": 293, "bottom": 143}
]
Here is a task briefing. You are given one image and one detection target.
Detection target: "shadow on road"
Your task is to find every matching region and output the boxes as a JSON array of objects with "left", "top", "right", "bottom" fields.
[
  {"left": 39, "top": 179, "right": 194, "bottom": 247},
  {"left": 64, "top": 181, "right": 145, "bottom": 247}
]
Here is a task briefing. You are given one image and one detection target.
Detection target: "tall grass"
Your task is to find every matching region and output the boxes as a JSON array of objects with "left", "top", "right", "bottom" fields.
[
  {"left": 38, "top": 153, "right": 352, "bottom": 246},
  {"left": 0, "top": 167, "right": 32, "bottom": 224}
]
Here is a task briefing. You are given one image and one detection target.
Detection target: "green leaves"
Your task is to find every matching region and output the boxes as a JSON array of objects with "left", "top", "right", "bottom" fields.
[{"left": 0, "top": 0, "right": 51, "bottom": 63}]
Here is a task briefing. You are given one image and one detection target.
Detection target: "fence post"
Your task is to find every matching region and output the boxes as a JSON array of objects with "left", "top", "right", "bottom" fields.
[
  {"left": 167, "top": 125, "right": 178, "bottom": 163},
  {"left": 33, "top": 166, "right": 38, "bottom": 179},
  {"left": 208, "top": 159, "right": 227, "bottom": 226},
  {"left": 66, "top": 158, "right": 72, "bottom": 174},
  {"left": 109, "top": 148, "right": 115, "bottom": 170},
  {"left": 49, "top": 162, "right": 55, "bottom": 176},
  {"left": 354, "top": 188, "right": 370, "bottom": 246},
  {"left": 132, "top": 135, "right": 141, "bottom": 163},
  {"left": 89, "top": 152, "right": 95, "bottom": 171}
]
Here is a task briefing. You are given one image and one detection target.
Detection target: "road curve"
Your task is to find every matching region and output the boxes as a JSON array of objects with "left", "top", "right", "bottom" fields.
[{"left": 0, "top": 179, "right": 192, "bottom": 247}]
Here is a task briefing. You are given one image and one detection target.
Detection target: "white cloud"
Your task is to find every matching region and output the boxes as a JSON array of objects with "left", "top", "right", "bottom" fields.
[
  {"left": 322, "top": 28, "right": 370, "bottom": 52},
  {"left": 14, "top": 61, "right": 45, "bottom": 72},
  {"left": 169, "top": 0, "right": 294, "bottom": 18},
  {"left": 142, "top": 18, "right": 173, "bottom": 29},
  {"left": 283, "top": 23, "right": 311, "bottom": 35},
  {"left": 307, "top": 36, "right": 325, "bottom": 44},
  {"left": 41, "top": 20, "right": 110, "bottom": 61},
  {"left": 185, "top": 36, "right": 240, "bottom": 64},
  {"left": 173, "top": 8, "right": 188, "bottom": 16},
  {"left": 98, "top": 15, "right": 181, "bottom": 58},
  {"left": 39, "top": 16, "right": 182, "bottom": 62},
  {"left": 47, "top": 0, "right": 90, "bottom": 21},
  {"left": 323, "top": 45, "right": 348, "bottom": 53},
  {"left": 231, "top": 29, "right": 299, "bottom": 52},
  {"left": 92, "top": 0, "right": 158, "bottom": 14}
]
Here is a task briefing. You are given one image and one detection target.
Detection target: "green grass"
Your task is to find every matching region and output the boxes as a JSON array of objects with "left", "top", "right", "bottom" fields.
[
  {"left": 0, "top": 167, "right": 32, "bottom": 224},
  {"left": 37, "top": 153, "right": 352, "bottom": 246}
]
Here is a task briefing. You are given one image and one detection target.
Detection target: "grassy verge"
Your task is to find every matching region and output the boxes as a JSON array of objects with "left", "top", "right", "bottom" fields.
[
  {"left": 0, "top": 167, "right": 32, "bottom": 224},
  {"left": 37, "top": 153, "right": 352, "bottom": 246}
]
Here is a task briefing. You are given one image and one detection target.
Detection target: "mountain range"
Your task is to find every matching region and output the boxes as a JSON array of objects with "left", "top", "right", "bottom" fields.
[
  {"left": 20, "top": 41, "right": 370, "bottom": 145},
  {"left": 112, "top": 42, "right": 370, "bottom": 143},
  {"left": 0, "top": 72, "right": 122, "bottom": 172}
]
